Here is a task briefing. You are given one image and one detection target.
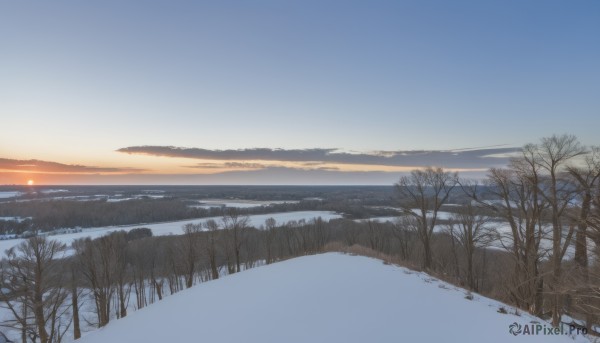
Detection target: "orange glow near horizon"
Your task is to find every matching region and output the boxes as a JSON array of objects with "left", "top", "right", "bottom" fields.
[{"left": 0, "top": 152, "right": 493, "bottom": 185}]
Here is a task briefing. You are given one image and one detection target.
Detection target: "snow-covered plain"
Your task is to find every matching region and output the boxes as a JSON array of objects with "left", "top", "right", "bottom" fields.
[
  {"left": 409, "top": 209, "right": 455, "bottom": 220},
  {"left": 0, "top": 211, "right": 342, "bottom": 254},
  {"left": 0, "top": 217, "right": 30, "bottom": 222},
  {"left": 357, "top": 210, "right": 456, "bottom": 224},
  {"left": 76, "top": 253, "right": 589, "bottom": 343},
  {"left": 191, "top": 199, "right": 299, "bottom": 209},
  {"left": 354, "top": 216, "right": 400, "bottom": 223},
  {"left": 0, "top": 191, "right": 21, "bottom": 199}
]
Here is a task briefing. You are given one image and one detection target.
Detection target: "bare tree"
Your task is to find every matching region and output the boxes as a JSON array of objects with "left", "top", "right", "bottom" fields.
[
  {"left": 73, "top": 232, "right": 126, "bottom": 328},
  {"left": 536, "top": 134, "right": 585, "bottom": 325},
  {"left": 461, "top": 159, "right": 548, "bottom": 316},
  {"left": 129, "top": 240, "right": 149, "bottom": 309},
  {"left": 567, "top": 176, "right": 600, "bottom": 332},
  {"left": 395, "top": 167, "right": 458, "bottom": 270},
  {"left": 221, "top": 209, "right": 249, "bottom": 273},
  {"left": 567, "top": 146, "right": 600, "bottom": 272},
  {"left": 263, "top": 218, "right": 277, "bottom": 265},
  {"left": 112, "top": 233, "right": 129, "bottom": 319},
  {"left": 67, "top": 259, "right": 82, "bottom": 340},
  {"left": 0, "top": 237, "right": 70, "bottom": 343},
  {"left": 391, "top": 217, "right": 417, "bottom": 261},
  {"left": 203, "top": 220, "right": 221, "bottom": 279},
  {"left": 164, "top": 239, "right": 183, "bottom": 295},
  {"left": 310, "top": 217, "right": 330, "bottom": 252},
  {"left": 180, "top": 223, "right": 203, "bottom": 288},
  {"left": 446, "top": 204, "right": 492, "bottom": 291}
]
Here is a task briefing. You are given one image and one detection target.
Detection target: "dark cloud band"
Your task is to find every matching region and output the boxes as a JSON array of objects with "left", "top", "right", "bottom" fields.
[
  {"left": 185, "top": 162, "right": 269, "bottom": 169},
  {"left": 117, "top": 146, "right": 519, "bottom": 169},
  {"left": 0, "top": 158, "right": 145, "bottom": 173}
]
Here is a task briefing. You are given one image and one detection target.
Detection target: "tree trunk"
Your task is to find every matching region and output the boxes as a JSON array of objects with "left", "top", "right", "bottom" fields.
[
  {"left": 467, "top": 251, "right": 474, "bottom": 291},
  {"left": 155, "top": 280, "right": 163, "bottom": 301},
  {"left": 119, "top": 283, "right": 127, "bottom": 318},
  {"left": 72, "top": 282, "right": 81, "bottom": 340},
  {"left": 34, "top": 293, "right": 49, "bottom": 343},
  {"left": 423, "top": 234, "right": 432, "bottom": 270},
  {"left": 551, "top": 203, "right": 562, "bottom": 327},
  {"left": 574, "top": 193, "right": 591, "bottom": 271},
  {"left": 210, "top": 254, "right": 219, "bottom": 280}
]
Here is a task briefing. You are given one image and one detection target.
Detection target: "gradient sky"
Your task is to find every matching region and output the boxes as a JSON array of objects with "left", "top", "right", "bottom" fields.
[{"left": 1, "top": 0, "right": 599, "bottom": 185}]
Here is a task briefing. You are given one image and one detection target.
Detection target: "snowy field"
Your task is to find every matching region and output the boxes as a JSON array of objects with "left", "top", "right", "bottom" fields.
[
  {"left": 75, "top": 253, "right": 590, "bottom": 343},
  {"left": 190, "top": 199, "right": 299, "bottom": 209},
  {"left": 357, "top": 210, "right": 456, "bottom": 224},
  {"left": 0, "top": 211, "right": 342, "bottom": 254},
  {"left": 0, "top": 191, "right": 22, "bottom": 199},
  {"left": 106, "top": 194, "right": 165, "bottom": 202},
  {"left": 410, "top": 209, "right": 455, "bottom": 220},
  {"left": 0, "top": 217, "right": 30, "bottom": 222},
  {"left": 2, "top": 193, "right": 166, "bottom": 203},
  {"left": 354, "top": 216, "right": 400, "bottom": 223},
  {"left": 40, "top": 189, "right": 69, "bottom": 194}
]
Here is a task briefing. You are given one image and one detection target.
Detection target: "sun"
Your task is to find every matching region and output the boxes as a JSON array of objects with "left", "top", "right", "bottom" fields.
[{"left": 27, "top": 180, "right": 34, "bottom": 186}]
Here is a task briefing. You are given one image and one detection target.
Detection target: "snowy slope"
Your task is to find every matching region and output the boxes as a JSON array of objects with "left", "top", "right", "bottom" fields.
[{"left": 77, "top": 253, "right": 588, "bottom": 343}]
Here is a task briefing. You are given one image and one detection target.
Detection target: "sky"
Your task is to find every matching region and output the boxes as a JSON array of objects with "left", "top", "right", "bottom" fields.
[{"left": 1, "top": 0, "right": 599, "bottom": 185}]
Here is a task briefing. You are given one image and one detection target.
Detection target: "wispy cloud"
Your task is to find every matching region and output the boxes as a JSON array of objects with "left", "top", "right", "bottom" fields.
[
  {"left": 0, "top": 158, "right": 145, "bottom": 174},
  {"left": 185, "top": 162, "right": 269, "bottom": 169},
  {"left": 117, "top": 145, "right": 519, "bottom": 169}
]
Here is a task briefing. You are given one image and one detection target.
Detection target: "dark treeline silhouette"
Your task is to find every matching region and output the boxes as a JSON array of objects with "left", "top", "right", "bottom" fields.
[
  {"left": 0, "top": 197, "right": 405, "bottom": 235},
  {"left": 0, "top": 185, "right": 395, "bottom": 204}
]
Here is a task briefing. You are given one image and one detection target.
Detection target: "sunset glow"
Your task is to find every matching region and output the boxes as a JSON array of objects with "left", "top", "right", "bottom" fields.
[
  {"left": 0, "top": 1, "right": 598, "bottom": 185},
  {"left": 27, "top": 180, "right": 34, "bottom": 186}
]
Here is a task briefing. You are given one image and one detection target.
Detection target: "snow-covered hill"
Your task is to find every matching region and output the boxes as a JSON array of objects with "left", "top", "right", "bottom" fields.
[{"left": 77, "top": 253, "right": 589, "bottom": 343}]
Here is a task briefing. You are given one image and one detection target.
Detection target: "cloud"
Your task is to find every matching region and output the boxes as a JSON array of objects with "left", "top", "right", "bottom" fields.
[
  {"left": 117, "top": 145, "right": 520, "bottom": 169},
  {"left": 0, "top": 158, "right": 145, "bottom": 174},
  {"left": 185, "top": 162, "right": 269, "bottom": 169},
  {"left": 118, "top": 146, "right": 340, "bottom": 162}
]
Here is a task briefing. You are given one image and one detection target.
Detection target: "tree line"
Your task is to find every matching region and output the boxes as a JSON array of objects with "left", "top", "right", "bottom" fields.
[
  {"left": 394, "top": 134, "right": 600, "bottom": 330},
  {"left": 0, "top": 195, "right": 403, "bottom": 236}
]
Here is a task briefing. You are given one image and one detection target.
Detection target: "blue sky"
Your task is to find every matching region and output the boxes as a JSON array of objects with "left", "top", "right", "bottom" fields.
[{"left": 0, "top": 0, "right": 599, "bottom": 184}]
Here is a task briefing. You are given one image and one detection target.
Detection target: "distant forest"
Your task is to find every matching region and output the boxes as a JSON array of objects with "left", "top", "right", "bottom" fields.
[{"left": 0, "top": 186, "right": 415, "bottom": 233}]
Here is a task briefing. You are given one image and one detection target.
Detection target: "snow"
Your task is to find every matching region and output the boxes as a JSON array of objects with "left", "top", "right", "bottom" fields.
[
  {"left": 0, "top": 211, "right": 342, "bottom": 254},
  {"left": 76, "top": 253, "right": 589, "bottom": 343},
  {"left": 40, "top": 189, "right": 69, "bottom": 194},
  {"left": 106, "top": 197, "right": 135, "bottom": 202},
  {"left": 0, "top": 217, "right": 30, "bottom": 222},
  {"left": 5, "top": 194, "right": 166, "bottom": 203},
  {"left": 0, "top": 191, "right": 22, "bottom": 199},
  {"left": 354, "top": 216, "right": 399, "bottom": 223},
  {"left": 191, "top": 199, "right": 299, "bottom": 209},
  {"left": 356, "top": 210, "right": 455, "bottom": 224},
  {"left": 410, "top": 209, "right": 455, "bottom": 220}
]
